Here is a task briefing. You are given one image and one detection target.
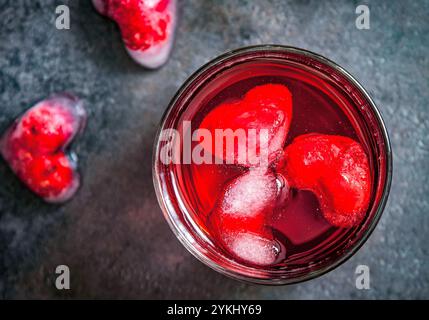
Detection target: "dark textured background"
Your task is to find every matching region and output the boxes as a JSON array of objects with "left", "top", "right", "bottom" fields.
[{"left": 0, "top": 0, "right": 428, "bottom": 299}]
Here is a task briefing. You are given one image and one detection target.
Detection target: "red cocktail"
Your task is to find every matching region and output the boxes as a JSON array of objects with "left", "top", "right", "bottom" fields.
[{"left": 154, "top": 46, "right": 391, "bottom": 284}]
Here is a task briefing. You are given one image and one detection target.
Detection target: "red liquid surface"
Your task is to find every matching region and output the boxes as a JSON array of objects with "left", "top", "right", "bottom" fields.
[{"left": 168, "top": 60, "right": 376, "bottom": 269}]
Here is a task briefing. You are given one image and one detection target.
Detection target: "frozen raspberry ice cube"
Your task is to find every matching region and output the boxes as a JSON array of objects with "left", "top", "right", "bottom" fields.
[
  {"left": 199, "top": 84, "right": 292, "bottom": 167},
  {"left": 93, "top": 0, "right": 177, "bottom": 68},
  {"left": 0, "top": 93, "right": 86, "bottom": 203},
  {"left": 318, "top": 142, "right": 371, "bottom": 227},
  {"left": 17, "top": 153, "right": 80, "bottom": 203},
  {"left": 282, "top": 133, "right": 371, "bottom": 227},
  {"left": 1, "top": 94, "right": 85, "bottom": 156}
]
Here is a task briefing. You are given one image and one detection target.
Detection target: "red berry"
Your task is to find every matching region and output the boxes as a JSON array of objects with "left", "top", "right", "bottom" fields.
[
  {"left": 19, "top": 153, "right": 79, "bottom": 203},
  {"left": 0, "top": 94, "right": 86, "bottom": 203},
  {"left": 281, "top": 134, "right": 350, "bottom": 188},
  {"left": 5, "top": 95, "right": 84, "bottom": 155},
  {"left": 107, "top": 0, "right": 170, "bottom": 50},
  {"left": 282, "top": 134, "right": 371, "bottom": 227},
  {"left": 199, "top": 84, "right": 292, "bottom": 167},
  {"left": 93, "top": 0, "right": 177, "bottom": 68}
]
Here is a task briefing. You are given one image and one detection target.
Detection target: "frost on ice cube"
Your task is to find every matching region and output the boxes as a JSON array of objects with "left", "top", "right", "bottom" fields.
[
  {"left": 209, "top": 169, "right": 280, "bottom": 266},
  {"left": 224, "top": 232, "right": 279, "bottom": 266},
  {"left": 220, "top": 169, "right": 278, "bottom": 219}
]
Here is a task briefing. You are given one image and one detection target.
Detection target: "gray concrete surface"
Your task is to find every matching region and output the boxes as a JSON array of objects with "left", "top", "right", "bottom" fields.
[{"left": 0, "top": 0, "right": 428, "bottom": 299}]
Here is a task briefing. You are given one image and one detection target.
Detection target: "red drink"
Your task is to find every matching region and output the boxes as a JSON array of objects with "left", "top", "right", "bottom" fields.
[{"left": 154, "top": 46, "right": 391, "bottom": 283}]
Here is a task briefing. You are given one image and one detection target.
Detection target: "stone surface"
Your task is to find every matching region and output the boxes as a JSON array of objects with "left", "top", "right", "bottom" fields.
[{"left": 0, "top": 0, "right": 428, "bottom": 299}]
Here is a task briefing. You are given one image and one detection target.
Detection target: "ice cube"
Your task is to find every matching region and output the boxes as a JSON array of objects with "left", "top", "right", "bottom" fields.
[
  {"left": 0, "top": 94, "right": 85, "bottom": 203},
  {"left": 224, "top": 232, "right": 279, "bottom": 266},
  {"left": 208, "top": 169, "right": 280, "bottom": 266},
  {"left": 92, "top": 0, "right": 177, "bottom": 69},
  {"left": 220, "top": 169, "right": 277, "bottom": 219}
]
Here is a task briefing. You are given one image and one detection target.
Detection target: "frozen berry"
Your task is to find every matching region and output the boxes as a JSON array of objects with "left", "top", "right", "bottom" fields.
[
  {"left": 0, "top": 94, "right": 86, "bottom": 203},
  {"left": 18, "top": 153, "right": 79, "bottom": 203},
  {"left": 93, "top": 0, "right": 177, "bottom": 68},
  {"left": 199, "top": 84, "right": 292, "bottom": 167},
  {"left": 2, "top": 94, "right": 85, "bottom": 155},
  {"left": 282, "top": 134, "right": 371, "bottom": 227}
]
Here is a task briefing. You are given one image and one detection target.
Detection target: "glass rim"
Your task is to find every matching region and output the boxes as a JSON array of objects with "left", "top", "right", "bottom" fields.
[{"left": 152, "top": 44, "right": 393, "bottom": 285}]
